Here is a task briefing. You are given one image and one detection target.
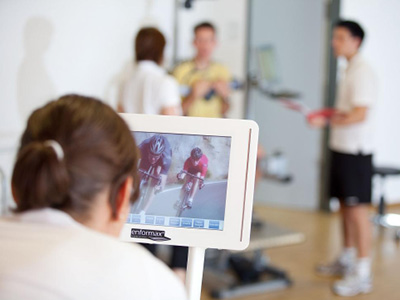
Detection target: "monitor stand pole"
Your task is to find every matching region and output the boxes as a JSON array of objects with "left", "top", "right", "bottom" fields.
[{"left": 186, "top": 247, "right": 206, "bottom": 300}]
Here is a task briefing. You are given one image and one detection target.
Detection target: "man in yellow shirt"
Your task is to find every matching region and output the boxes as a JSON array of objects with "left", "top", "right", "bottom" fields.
[{"left": 173, "top": 22, "right": 231, "bottom": 118}]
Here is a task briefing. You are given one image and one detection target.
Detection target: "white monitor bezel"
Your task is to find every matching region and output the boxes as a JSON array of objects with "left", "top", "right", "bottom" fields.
[{"left": 119, "top": 114, "right": 258, "bottom": 250}]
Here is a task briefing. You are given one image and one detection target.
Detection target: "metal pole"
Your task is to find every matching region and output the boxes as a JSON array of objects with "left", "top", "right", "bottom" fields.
[
  {"left": 172, "top": 0, "right": 180, "bottom": 66},
  {"left": 319, "top": 0, "right": 341, "bottom": 211},
  {"left": 186, "top": 247, "right": 206, "bottom": 300}
]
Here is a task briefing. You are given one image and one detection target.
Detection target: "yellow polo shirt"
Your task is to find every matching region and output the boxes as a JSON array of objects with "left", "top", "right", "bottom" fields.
[{"left": 173, "top": 60, "right": 231, "bottom": 118}]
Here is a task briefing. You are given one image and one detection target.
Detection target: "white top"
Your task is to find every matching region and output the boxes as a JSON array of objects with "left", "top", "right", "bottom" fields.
[
  {"left": 0, "top": 208, "right": 187, "bottom": 300},
  {"left": 121, "top": 61, "right": 181, "bottom": 115},
  {"left": 329, "top": 53, "right": 378, "bottom": 155}
]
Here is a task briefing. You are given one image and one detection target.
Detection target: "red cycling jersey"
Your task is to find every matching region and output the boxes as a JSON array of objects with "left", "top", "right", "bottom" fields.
[{"left": 183, "top": 155, "right": 208, "bottom": 177}]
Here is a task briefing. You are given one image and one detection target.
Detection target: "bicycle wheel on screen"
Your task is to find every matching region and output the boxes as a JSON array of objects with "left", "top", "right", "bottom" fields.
[{"left": 176, "top": 189, "right": 190, "bottom": 217}]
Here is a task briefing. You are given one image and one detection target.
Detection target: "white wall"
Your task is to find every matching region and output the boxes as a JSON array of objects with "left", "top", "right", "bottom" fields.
[
  {"left": 341, "top": 0, "right": 400, "bottom": 204},
  {"left": 0, "top": 0, "right": 248, "bottom": 211},
  {"left": 0, "top": 0, "right": 176, "bottom": 211},
  {"left": 0, "top": 0, "right": 177, "bottom": 133},
  {"left": 0, "top": 0, "right": 248, "bottom": 135}
]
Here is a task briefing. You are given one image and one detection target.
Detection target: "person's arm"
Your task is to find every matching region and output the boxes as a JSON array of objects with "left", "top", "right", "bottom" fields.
[
  {"left": 221, "top": 98, "right": 230, "bottom": 116},
  {"left": 159, "top": 76, "right": 183, "bottom": 116},
  {"left": 182, "top": 80, "right": 211, "bottom": 115},
  {"left": 198, "top": 166, "right": 206, "bottom": 189},
  {"left": 200, "top": 157, "right": 208, "bottom": 178},
  {"left": 172, "top": 64, "right": 198, "bottom": 116},
  {"left": 182, "top": 93, "right": 195, "bottom": 116},
  {"left": 308, "top": 115, "right": 328, "bottom": 128},
  {"left": 160, "top": 106, "right": 180, "bottom": 115},
  {"left": 177, "top": 158, "right": 190, "bottom": 180},
  {"left": 183, "top": 158, "right": 190, "bottom": 172},
  {"left": 200, "top": 166, "right": 207, "bottom": 178},
  {"left": 331, "top": 107, "right": 368, "bottom": 126},
  {"left": 117, "top": 102, "right": 125, "bottom": 113},
  {"left": 213, "top": 80, "right": 230, "bottom": 100},
  {"left": 213, "top": 65, "right": 232, "bottom": 116},
  {"left": 154, "top": 164, "right": 168, "bottom": 191},
  {"left": 331, "top": 64, "right": 375, "bottom": 126},
  {"left": 213, "top": 80, "right": 230, "bottom": 115}
]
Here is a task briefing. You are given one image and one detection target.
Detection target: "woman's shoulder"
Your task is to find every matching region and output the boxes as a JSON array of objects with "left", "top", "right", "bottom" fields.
[
  {"left": 0, "top": 218, "right": 187, "bottom": 300},
  {"left": 95, "top": 235, "right": 187, "bottom": 299}
]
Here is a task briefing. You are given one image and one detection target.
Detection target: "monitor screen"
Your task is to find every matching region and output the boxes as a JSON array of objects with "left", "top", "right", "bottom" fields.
[
  {"left": 256, "top": 44, "right": 279, "bottom": 83},
  {"left": 127, "top": 131, "right": 231, "bottom": 231}
]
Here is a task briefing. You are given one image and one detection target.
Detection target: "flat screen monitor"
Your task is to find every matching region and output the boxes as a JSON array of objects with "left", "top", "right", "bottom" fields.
[{"left": 119, "top": 114, "right": 258, "bottom": 250}]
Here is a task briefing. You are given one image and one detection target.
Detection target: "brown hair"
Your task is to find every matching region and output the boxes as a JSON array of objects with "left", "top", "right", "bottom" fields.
[
  {"left": 194, "top": 22, "right": 216, "bottom": 35},
  {"left": 135, "top": 27, "right": 166, "bottom": 64},
  {"left": 11, "top": 94, "right": 140, "bottom": 219}
]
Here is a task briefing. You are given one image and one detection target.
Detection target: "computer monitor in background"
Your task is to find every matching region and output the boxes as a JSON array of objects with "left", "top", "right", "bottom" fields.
[{"left": 256, "top": 44, "right": 279, "bottom": 86}]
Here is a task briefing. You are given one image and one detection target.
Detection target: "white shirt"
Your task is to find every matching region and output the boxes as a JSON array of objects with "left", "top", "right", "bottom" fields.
[
  {"left": 329, "top": 53, "right": 378, "bottom": 155},
  {"left": 121, "top": 61, "right": 181, "bottom": 115},
  {"left": 0, "top": 208, "right": 187, "bottom": 300}
]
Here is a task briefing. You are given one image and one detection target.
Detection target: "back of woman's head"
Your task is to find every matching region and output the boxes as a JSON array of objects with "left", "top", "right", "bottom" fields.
[
  {"left": 11, "top": 94, "right": 140, "bottom": 219},
  {"left": 135, "top": 27, "right": 166, "bottom": 64}
]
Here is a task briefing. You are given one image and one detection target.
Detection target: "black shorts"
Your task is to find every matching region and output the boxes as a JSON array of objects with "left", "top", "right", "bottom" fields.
[{"left": 329, "top": 150, "right": 373, "bottom": 206}]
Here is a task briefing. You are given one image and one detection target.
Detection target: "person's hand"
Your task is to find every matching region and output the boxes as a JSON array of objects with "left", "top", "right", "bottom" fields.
[
  {"left": 199, "top": 180, "right": 205, "bottom": 190},
  {"left": 307, "top": 115, "right": 328, "bottom": 128},
  {"left": 177, "top": 172, "right": 184, "bottom": 180},
  {"left": 257, "top": 145, "right": 267, "bottom": 160},
  {"left": 213, "top": 80, "right": 230, "bottom": 99},
  {"left": 192, "top": 80, "right": 211, "bottom": 99},
  {"left": 330, "top": 111, "right": 347, "bottom": 126}
]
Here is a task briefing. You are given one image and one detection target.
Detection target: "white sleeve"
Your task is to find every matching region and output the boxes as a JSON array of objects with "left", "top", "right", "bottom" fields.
[
  {"left": 351, "top": 65, "right": 377, "bottom": 107},
  {"left": 158, "top": 75, "right": 182, "bottom": 108},
  {"left": 121, "top": 78, "right": 135, "bottom": 113}
]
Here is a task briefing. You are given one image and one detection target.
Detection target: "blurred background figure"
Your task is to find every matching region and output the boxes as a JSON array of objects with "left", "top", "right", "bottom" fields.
[
  {"left": 173, "top": 22, "right": 231, "bottom": 118},
  {"left": 118, "top": 27, "right": 181, "bottom": 116},
  {"left": 119, "top": 25, "right": 187, "bottom": 283},
  {"left": 311, "top": 20, "right": 376, "bottom": 297}
]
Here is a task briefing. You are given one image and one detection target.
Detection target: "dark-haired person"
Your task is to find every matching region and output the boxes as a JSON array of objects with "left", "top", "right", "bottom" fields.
[
  {"left": 0, "top": 95, "right": 186, "bottom": 300},
  {"left": 119, "top": 27, "right": 181, "bottom": 116},
  {"left": 177, "top": 147, "right": 208, "bottom": 209},
  {"left": 173, "top": 22, "right": 231, "bottom": 118},
  {"left": 309, "top": 21, "right": 377, "bottom": 296},
  {"left": 119, "top": 27, "right": 187, "bottom": 282}
]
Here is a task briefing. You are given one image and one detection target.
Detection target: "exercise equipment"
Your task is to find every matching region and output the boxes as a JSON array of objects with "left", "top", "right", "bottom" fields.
[
  {"left": 372, "top": 166, "right": 400, "bottom": 240},
  {"left": 203, "top": 218, "right": 304, "bottom": 298},
  {"left": 202, "top": 160, "right": 300, "bottom": 299}
]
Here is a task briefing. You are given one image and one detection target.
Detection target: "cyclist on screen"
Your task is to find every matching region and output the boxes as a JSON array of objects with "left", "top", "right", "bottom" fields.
[
  {"left": 176, "top": 147, "right": 208, "bottom": 209},
  {"left": 135, "top": 134, "right": 172, "bottom": 213}
]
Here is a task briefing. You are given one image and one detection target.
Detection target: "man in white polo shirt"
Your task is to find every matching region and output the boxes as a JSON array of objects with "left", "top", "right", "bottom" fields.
[{"left": 310, "top": 20, "right": 377, "bottom": 296}]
